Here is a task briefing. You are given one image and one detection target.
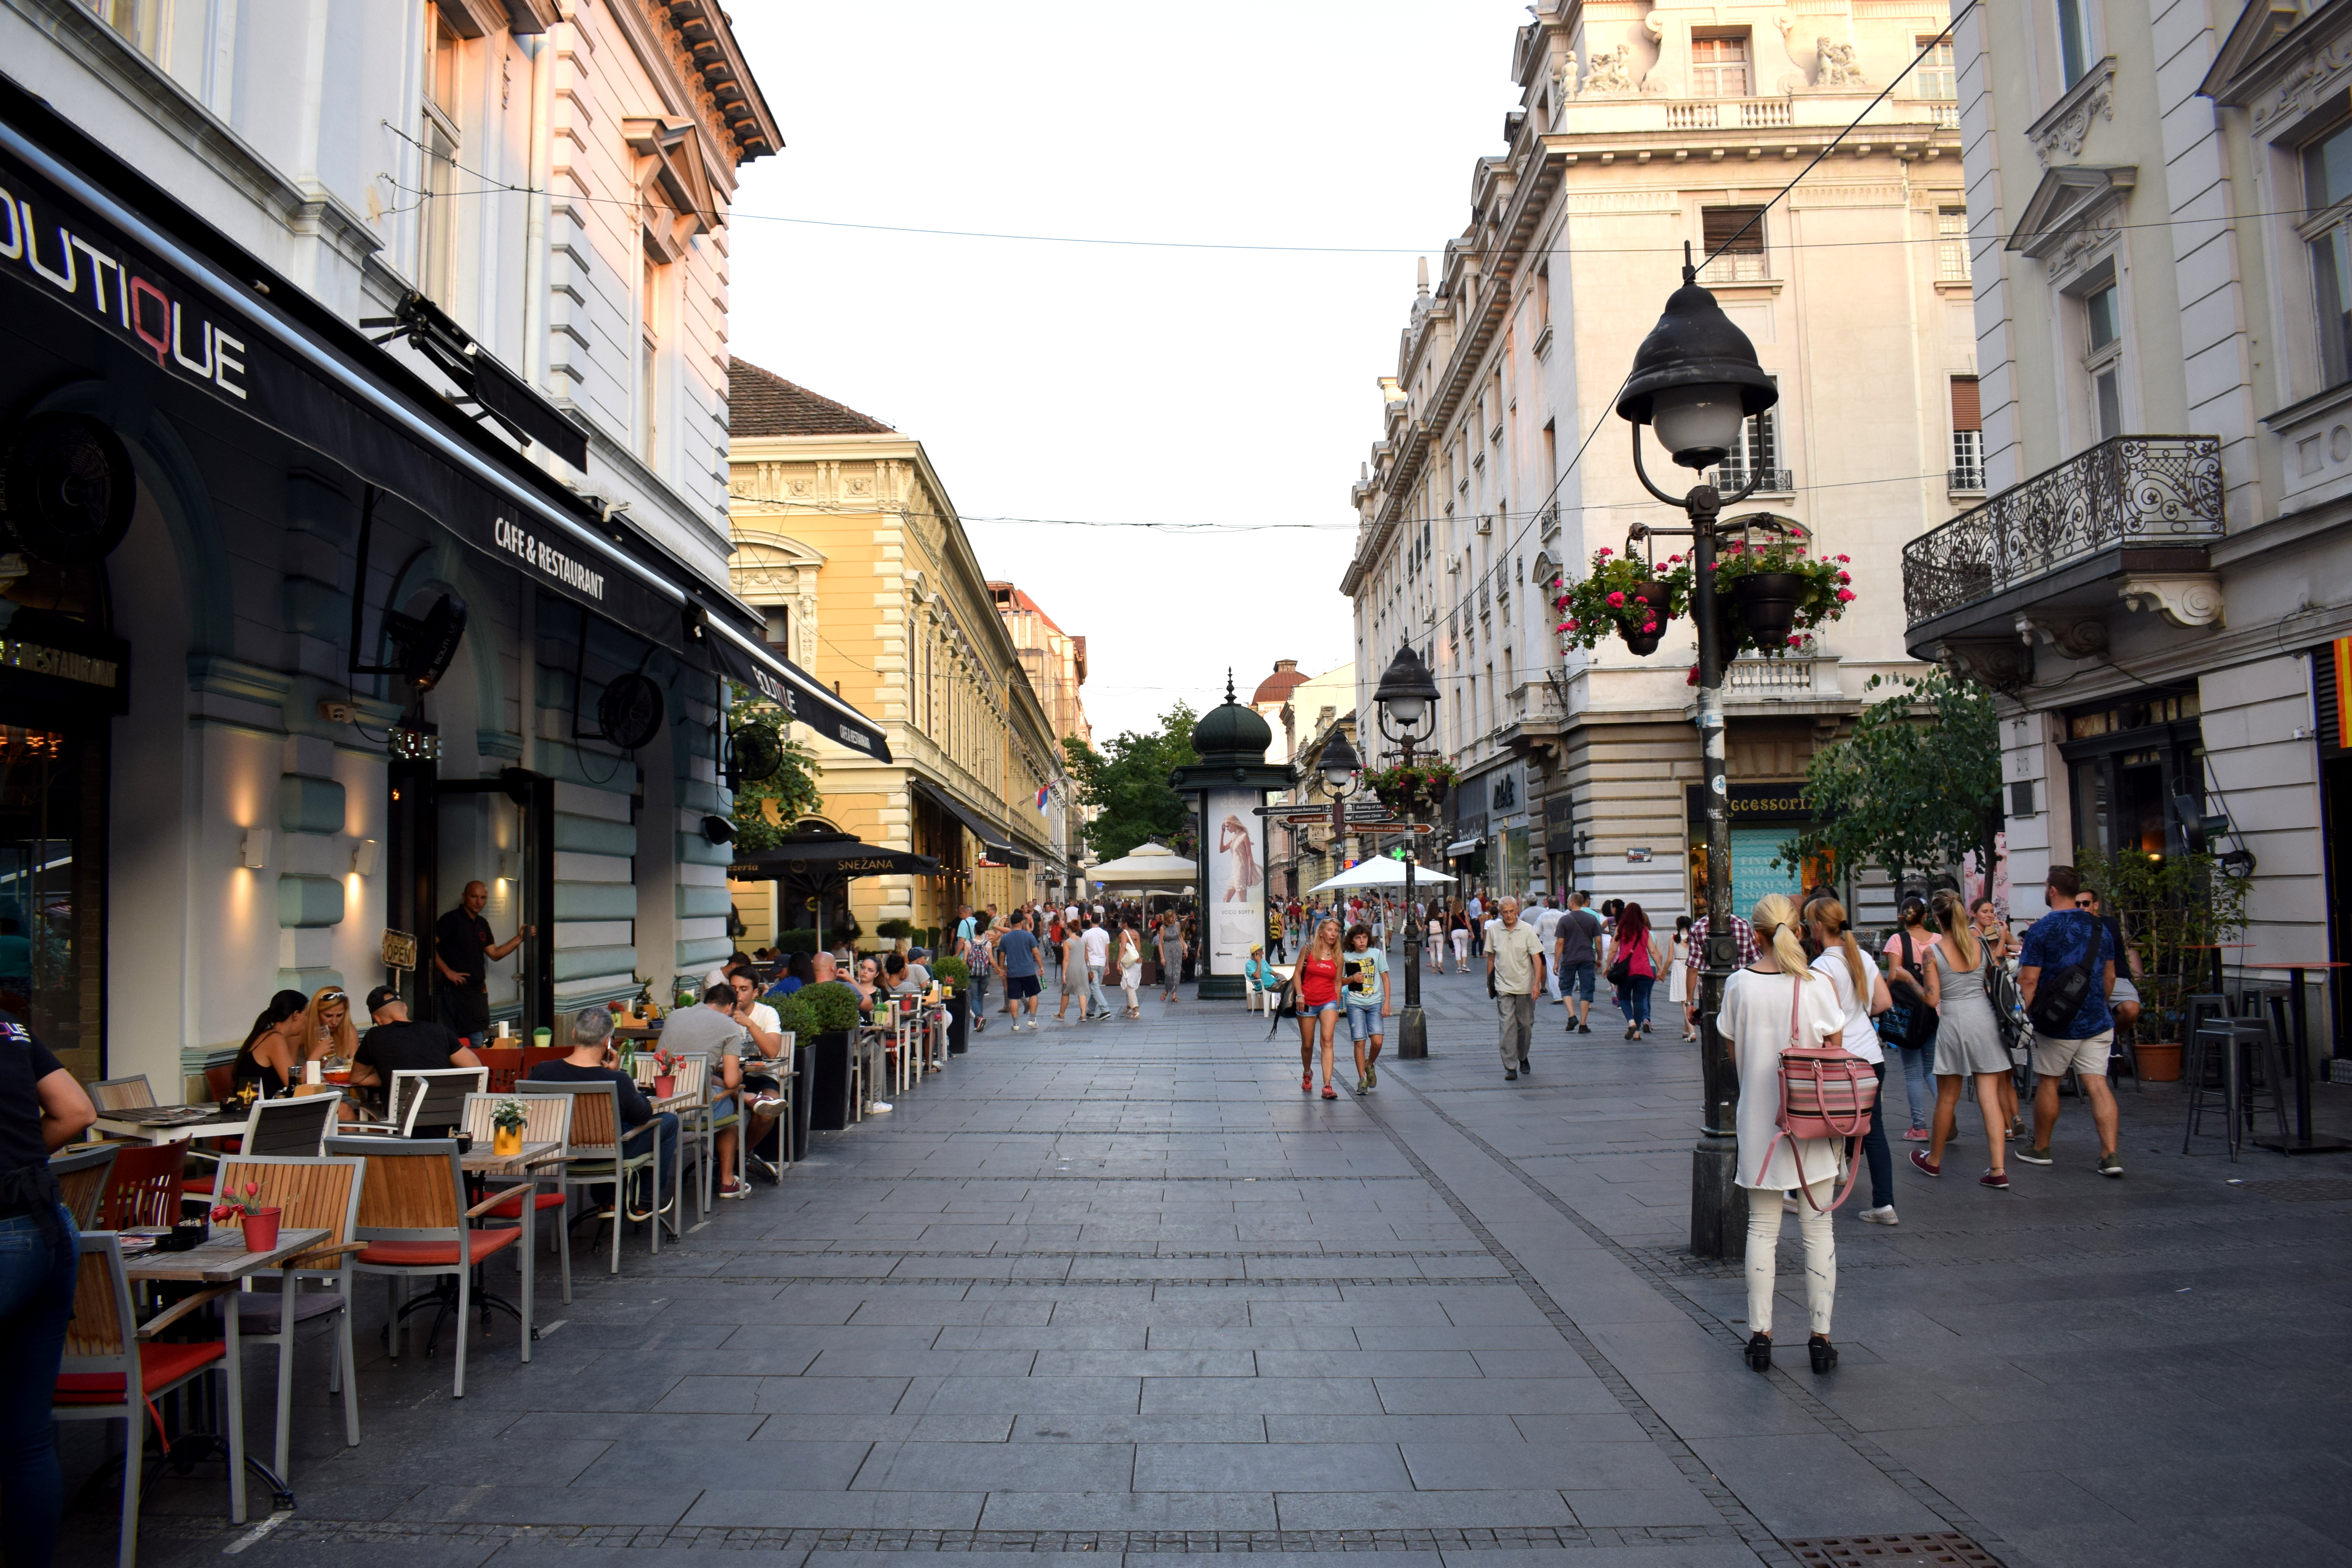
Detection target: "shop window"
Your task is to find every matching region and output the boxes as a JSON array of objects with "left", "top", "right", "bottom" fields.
[
  {"left": 2303, "top": 120, "right": 2352, "bottom": 388},
  {"left": 1691, "top": 33, "right": 1751, "bottom": 98}
]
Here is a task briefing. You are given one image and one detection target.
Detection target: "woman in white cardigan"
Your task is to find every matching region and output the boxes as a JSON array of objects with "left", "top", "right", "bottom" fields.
[{"left": 1719, "top": 892, "right": 1848, "bottom": 1374}]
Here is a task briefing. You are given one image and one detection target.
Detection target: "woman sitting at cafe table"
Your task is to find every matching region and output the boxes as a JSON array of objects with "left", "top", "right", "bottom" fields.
[{"left": 231, "top": 989, "right": 313, "bottom": 1100}]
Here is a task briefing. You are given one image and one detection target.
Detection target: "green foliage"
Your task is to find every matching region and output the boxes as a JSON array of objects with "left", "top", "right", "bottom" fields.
[
  {"left": 722, "top": 682, "right": 824, "bottom": 854},
  {"left": 778, "top": 980, "right": 863, "bottom": 1038},
  {"left": 1711, "top": 538, "right": 1855, "bottom": 657},
  {"left": 1554, "top": 547, "right": 1691, "bottom": 650},
  {"left": 931, "top": 954, "right": 971, "bottom": 987},
  {"left": 1061, "top": 702, "right": 1200, "bottom": 862},
  {"left": 774, "top": 929, "right": 819, "bottom": 955},
  {"left": 1775, "top": 669, "right": 2000, "bottom": 887},
  {"left": 875, "top": 918, "right": 914, "bottom": 941},
  {"left": 2076, "top": 848, "right": 2253, "bottom": 1041}
]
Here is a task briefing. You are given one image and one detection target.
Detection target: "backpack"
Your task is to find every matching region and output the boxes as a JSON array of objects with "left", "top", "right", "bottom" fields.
[
  {"left": 2024, "top": 913, "right": 2098, "bottom": 1036},
  {"left": 1761, "top": 975, "right": 1879, "bottom": 1213},
  {"left": 1878, "top": 931, "right": 1938, "bottom": 1049}
]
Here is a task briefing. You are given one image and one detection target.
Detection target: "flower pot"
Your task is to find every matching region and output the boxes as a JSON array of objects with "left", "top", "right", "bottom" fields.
[
  {"left": 1615, "top": 581, "right": 1676, "bottom": 657},
  {"left": 492, "top": 1126, "right": 524, "bottom": 1157},
  {"left": 2132, "top": 1040, "right": 2183, "bottom": 1082},
  {"left": 238, "top": 1207, "right": 281, "bottom": 1254},
  {"left": 1728, "top": 573, "right": 1805, "bottom": 652},
  {"left": 652, "top": 1073, "right": 677, "bottom": 1100}
]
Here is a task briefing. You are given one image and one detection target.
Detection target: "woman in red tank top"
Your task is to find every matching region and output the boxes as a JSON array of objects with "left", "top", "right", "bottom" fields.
[{"left": 1295, "top": 917, "right": 1345, "bottom": 1099}]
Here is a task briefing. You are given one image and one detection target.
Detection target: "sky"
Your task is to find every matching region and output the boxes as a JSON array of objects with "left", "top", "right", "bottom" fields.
[{"left": 724, "top": 2, "right": 1536, "bottom": 744}]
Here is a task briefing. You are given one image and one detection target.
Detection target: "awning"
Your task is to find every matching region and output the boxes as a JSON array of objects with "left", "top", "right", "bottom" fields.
[
  {"left": 1445, "top": 838, "right": 1481, "bottom": 857},
  {"left": 911, "top": 777, "right": 1017, "bottom": 864},
  {"left": 707, "top": 620, "right": 891, "bottom": 762},
  {"left": 727, "top": 828, "right": 938, "bottom": 883},
  {"left": 0, "top": 78, "right": 715, "bottom": 652}
]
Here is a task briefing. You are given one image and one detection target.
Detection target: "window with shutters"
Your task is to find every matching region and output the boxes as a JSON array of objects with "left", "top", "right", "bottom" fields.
[
  {"left": 1700, "top": 205, "right": 1768, "bottom": 282},
  {"left": 1949, "top": 377, "right": 1985, "bottom": 491},
  {"left": 1690, "top": 33, "right": 1751, "bottom": 98}
]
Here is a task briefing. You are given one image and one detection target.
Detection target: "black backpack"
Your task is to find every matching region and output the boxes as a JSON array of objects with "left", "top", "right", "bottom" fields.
[{"left": 2025, "top": 913, "right": 2099, "bottom": 1036}]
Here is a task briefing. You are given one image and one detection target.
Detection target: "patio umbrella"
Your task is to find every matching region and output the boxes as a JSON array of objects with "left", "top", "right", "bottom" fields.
[{"left": 1307, "top": 858, "right": 1456, "bottom": 893}]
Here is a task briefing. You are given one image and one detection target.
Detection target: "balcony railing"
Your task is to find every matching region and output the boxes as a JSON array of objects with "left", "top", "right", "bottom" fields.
[
  {"left": 1708, "top": 465, "right": 1793, "bottom": 494},
  {"left": 1698, "top": 252, "right": 1770, "bottom": 285},
  {"left": 1726, "top": 654, "right": 1821, "bottom": 695},
  {"left": 1666, "top": 98, "right": 1796, "bottom": 130},
  {"left": 1901, "top": 436, "right": 2224, "bottom": 626},
  {"left": 1948, "top": 464, "right": 1985, "bottom": 492}
]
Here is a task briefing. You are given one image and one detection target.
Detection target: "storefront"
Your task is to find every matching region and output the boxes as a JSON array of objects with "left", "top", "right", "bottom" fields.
[
  {"left": 0, "top": 80, "right": 880, "bottom": 1087},
  {"left": 2058, "top": 686, "right": 2205, "bottom": 859},
  {"left": 1684, "top": 782, "right": 1818, "bottom": 918}
]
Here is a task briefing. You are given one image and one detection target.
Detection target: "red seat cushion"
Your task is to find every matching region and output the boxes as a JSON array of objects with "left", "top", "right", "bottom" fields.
[
  {"left": 56, "top": 1340, "right": 225, "bottom": 1404},
  {"left": 358, "top": 1229, "right": 522, "bottom": 1267},
  {"left": 479, "top": 1189, "right": 566, "bottom": 1219}
]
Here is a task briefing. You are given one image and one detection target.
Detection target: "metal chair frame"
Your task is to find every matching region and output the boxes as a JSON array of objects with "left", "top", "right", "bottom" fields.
[
  {"left": 211, "top": 1154, "right": 367, "bottom": 1479},
  {"left": 185, "top": 1092, "right": 345, "bottom": 1192},
  {"left": 515, "top": 1078, "right": 668, "bottom": 1273},
  {"left": 459, "top": 1091, "right": 577, "bottom": 1303}
]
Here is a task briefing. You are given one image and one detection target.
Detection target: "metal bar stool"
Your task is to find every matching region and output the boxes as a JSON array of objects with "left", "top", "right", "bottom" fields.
[{"left": 2185, "top": 1015, "right": 2291, "bottom": 1161}]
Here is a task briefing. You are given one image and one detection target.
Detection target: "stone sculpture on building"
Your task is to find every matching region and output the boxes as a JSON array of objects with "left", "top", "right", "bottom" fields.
[{"left": 1816, "top": 37, "right": 1867, "bottom": 87}]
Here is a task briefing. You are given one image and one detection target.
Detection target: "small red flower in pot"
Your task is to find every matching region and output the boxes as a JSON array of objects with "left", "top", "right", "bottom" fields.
[{"left": 211, "top": 1181, "right": 281, "bottom": 1252}]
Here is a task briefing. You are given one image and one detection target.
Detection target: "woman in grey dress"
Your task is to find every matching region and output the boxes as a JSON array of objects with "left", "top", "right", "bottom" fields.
[{"left": 1909, "top": 890, "right": 2011, "bottom": 1190}]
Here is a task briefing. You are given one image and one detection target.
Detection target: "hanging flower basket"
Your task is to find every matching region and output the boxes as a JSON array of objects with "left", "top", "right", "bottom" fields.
[
  {"left": 1367, "top": 760, "right": 1457, "bottom": 817},
  {"left": 1708, "top": 540, "right": 1854, "bottom": 657},
  {"left": 1554, "top": 547, "right": 1690, "bottom": 657}
]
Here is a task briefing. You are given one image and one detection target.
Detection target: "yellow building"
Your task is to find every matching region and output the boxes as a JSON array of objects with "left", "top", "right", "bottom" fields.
[{"left": 724, "top": 363, "right": 1066, "bottom": 945}]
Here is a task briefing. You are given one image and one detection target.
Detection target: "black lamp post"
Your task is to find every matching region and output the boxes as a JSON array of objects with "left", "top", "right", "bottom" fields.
[
  {"left": 1372, "top": 642, "right": 1441, "bottom": 1059},
  {"left": 1615, "top": 252, "right": 1779, "bottom": 1261}
]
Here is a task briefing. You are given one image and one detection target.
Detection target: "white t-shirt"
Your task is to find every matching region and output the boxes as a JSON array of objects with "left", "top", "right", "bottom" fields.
[
  {"left": 1533, "top": 906, "right": 1562, "bottom": 948},
  {"left": 744, "top": 1000, "right": 783, "bottom": 1058},
  {"left": 1809, "top": 950, "right": 1883, "bottom": 1065},
  {"left": 1082, "top": 926, "right": 1110, "bottom": 967}
]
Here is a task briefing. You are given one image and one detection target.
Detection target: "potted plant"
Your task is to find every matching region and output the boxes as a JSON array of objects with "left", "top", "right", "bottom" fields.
[
  {"left": 648, "top": 1047, "right": 680, "bottom": 1102},
  {"left": 490, "top": 1096, "right": 529, "bottom": 1157},
  {"left": 2079, "top": 848, "right": 2253, "bottom": 1082},
  {"left": 1707, "top": 539, "right": 1854, "bottom": 656},
  {"left": 876, "top": 918, "right": 914, "bottom": 953},
  {"left": 1554, "top": 547, "right": 1692, "bottom": 658},
  {"left": 1367, "top": 759, "right": 1459, "bottom": 817},
  {"left": 782, "top": 981, "right": 865, "bottom": 1133},
  {"left": 932, "top": 954, "right": 974, "bottom": 1054},
  {"left": 211, "top": 1181, "right": 281, "bottom": 1253}
]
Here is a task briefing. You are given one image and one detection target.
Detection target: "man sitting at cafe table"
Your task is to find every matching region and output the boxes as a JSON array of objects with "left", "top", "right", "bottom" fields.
[
  {"left": 726, "top": 964, "right": 789, "bottom": 1160},
  {"left": 352, "top": 986, "right": 483, "bottom": 1123},
  {"left": 528, "top": 1007, "right": 679, "bottom": 1218},
  {"left": 655, "top": 983, "right": 752, "bottom": 1198}
]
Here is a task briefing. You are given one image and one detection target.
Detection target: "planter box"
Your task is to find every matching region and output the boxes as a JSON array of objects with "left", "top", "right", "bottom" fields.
[
  {"left": 947, "top": 991, "right": 969, "bottom": 1055},
  {"left": 806, "top": 1030, "right": 855, "bottom": 1132},
  {"left": 2133, "top": 1040, "right": 2182, "bottom": 1082}
]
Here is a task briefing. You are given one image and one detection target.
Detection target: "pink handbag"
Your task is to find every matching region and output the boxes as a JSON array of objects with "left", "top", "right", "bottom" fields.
[{"left": 1764, "top": 976, "right": 1878, "bottom": 1213}]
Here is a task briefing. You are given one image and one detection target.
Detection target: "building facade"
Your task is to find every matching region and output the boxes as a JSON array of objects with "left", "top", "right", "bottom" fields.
[
  {"left": 1342, "top": 0, "right": 1962, "bottom": 922},
  {"left": 989, "top": 580, "right": 1093, "bottom": 880},
  {"left": 1909, "top": 0, "right": 2352, "bottom": 1049},
  {"left": 0, "top": 0, "right": 832, "bottom": 1093},
  {"left": 724, "top": 363, "right": 1068, "bottom": 943}
]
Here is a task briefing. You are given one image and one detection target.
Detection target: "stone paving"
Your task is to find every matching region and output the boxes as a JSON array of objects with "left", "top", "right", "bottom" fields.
[{"left": 80, "top": 964, "right": 2352, "bottom": 1568}]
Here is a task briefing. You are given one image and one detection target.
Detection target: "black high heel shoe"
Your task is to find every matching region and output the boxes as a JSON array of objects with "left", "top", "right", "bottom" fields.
[
  {"left": 1744, "top": 1332, "right": 1772, "bottom": 1372},
  {"left": 1808, "top": 1335, "right": 1838, "bottom": 1374}
]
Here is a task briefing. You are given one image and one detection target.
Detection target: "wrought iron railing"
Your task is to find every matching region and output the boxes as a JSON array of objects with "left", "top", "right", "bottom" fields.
[
  {"left": 1707, "top": 465, "right": 1793, "bottom": 494},
  {"left": 1901, "top": 436, "right": 2223, "bottom": 626},
  {"left": 1948, "top": 464, "right": 1985, "bottom": 492}
]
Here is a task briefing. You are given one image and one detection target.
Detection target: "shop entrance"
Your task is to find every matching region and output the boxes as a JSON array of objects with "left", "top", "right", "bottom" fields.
[
  {"left": 0, "top": 723, "right": 106, "bottom": 1079},
  {"left": 386, "top": 763, "right": 554, "bottom": 1041}
]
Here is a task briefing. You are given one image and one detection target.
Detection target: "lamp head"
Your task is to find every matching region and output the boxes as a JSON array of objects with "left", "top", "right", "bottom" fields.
[
  {"left": 1615, "top": 272, "right": 1778, "bottom": 469},
  {"left": 1372, "top": 642, "right": 1439, "bottom": 735},
  {"left": 1319, "top": 730, "right": 1361, "bottom": 791}
]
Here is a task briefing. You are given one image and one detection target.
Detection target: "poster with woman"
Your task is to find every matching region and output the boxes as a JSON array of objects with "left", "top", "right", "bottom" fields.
[{"left": 1203, "top": 788, "right": 1265, "bottom": 980}]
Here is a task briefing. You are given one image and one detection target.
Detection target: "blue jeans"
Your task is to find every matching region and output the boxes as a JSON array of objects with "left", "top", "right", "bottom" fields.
[
  {"left": 1864, "top": 1060, "right": 1893, "bottom": 1210},
  {"left": 0, "top": 1204, "right": 78, "bottom": 1568},
  {"left": 612, "top": 1111, "right": 681, "bottom": 1206},
  {"left": 1624, "top": 974, "right": 1655, "bottom": 1027},
  {"left": 1898, "top": 1034, "right": 1936, "bottom": 1131}
]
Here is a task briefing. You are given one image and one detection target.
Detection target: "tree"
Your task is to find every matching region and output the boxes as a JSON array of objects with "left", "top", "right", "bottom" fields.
[
  {"left": 1062, "top": 702, "right": 1198, "bottom": 862},
  {"left": 1776, "top": 668, "right": 2000, "bottom": 892},
  {"left": 724, "top": 682, "right": 824, "bottom": 855}
]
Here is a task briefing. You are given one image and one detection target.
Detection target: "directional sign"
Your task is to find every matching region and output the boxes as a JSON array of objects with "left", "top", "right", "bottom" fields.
[
  {"left": 1345, "top": 822, "right": 1436, "bottom": 835},
  {"left": 1258, "top": 806, "right": 1338, "bottom": 822}
]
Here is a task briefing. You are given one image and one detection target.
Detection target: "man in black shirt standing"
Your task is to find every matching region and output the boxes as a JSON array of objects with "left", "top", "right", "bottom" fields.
[{"left": 434, "top": 880, "right": 534, "bottom": 1041}]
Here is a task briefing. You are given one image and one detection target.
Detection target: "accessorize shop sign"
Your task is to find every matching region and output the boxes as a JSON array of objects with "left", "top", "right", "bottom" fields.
[{"left": 0, "top": 136, "right": 684, "bottom": 645}]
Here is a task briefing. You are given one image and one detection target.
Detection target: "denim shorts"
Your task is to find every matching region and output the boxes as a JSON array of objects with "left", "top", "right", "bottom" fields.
[
  {"left": 1345, "top": 1001, "right": 1383, "bottom": 1042},
  {"left": 1563, "top": 961, "right": 1597, "bottom": 1001},
  {"left": 1299, "top": 998, "right": 1339, "bottom": 1020}
]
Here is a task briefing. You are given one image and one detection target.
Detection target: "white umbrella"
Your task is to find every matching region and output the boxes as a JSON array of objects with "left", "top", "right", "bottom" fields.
[
  {"left": 1087, "top": 840, "right": 1197, "bottom": 887},
  {"left": 1307, "top": 858, "right": 1456, "bottom": 893}
]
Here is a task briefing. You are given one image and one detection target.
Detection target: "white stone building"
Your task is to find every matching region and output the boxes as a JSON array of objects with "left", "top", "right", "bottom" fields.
[{"left": 1342, "top": 0, "right": 1963, "bottom": 922}]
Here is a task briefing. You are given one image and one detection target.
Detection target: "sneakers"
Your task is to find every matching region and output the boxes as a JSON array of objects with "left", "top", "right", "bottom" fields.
[
  {"left": 1352, "top": 1079, "right": 1368, "bottom": 1096},
  {"left": 1909, "top": 1149, "right": 1941, "bottom": 1177},
  {"left": 1301, "top": 1071, "right": 1313, "bottom": 1094},
  {"left": 1979, "top": 1169, "right": 2009, "bottom": 1190},
  {"left": 1902, "top": 1127, "right": 1932, "bottom": 1142},
  {"left": 1579, "top": 1023, "right": 1593, "bottom": 1034},
  {"left": 1364, "top": 1065, "right": 1377, "bottom": 1089},
  {"left": 2014, "top": 1145, "right": 2054, "bottom": 1166},
  {"left": 2098, "top": 1152, "right": 2125, "bottom": 1178},
  {"left": 1518, "top": 1058, "right": 1531, "bottom": 1075},
  {"left": 1859, "top": 1205, "right": 1900, "bottom": 1225},
  {"left": 1504, "top": 1067, "right": 1518, "bottom": 1081},
  {"left": 1321, "top": 1085, "right": 1338, "bottom": 1100}
]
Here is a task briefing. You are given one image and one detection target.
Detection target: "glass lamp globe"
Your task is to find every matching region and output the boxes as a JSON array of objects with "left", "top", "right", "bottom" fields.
[{"left": 1650, "top": 383, "right": 1747, "bottom": 469}]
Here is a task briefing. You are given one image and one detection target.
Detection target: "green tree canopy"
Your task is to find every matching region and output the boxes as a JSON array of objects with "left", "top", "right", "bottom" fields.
[
  {"left": 723, "top": 682, "right": 824, "bottom": 855},
  {"left": 1062, "top": 702, "right": 1197, "bottom": 862},
  {"left": 1776, "top": 668, "right": 2000, "bottom": 889}
]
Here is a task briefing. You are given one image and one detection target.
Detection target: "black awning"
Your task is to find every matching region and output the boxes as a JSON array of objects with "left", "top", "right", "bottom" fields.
[
  {"left": 0, "top": 76, "right": 709, "bottom": 650},
  {"left": 727, "top": 828, "right": 938, "bottom": 884},
  {"left": 706, "top": 622, "right": 891, "bottom": 762},
  {"left": 911, "top": 777, "right": 1016, "bottom": 862}
]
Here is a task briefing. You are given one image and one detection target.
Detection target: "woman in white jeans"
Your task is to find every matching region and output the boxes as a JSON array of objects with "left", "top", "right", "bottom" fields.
[{"left": 1719, "top": 892, "right": 1848, "bottom": 1375}]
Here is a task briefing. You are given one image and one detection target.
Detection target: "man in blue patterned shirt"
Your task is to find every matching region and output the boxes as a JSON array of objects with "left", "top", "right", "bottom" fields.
[{"left": 2016, "top": 865, "right": 2122, "bottom": 1178}]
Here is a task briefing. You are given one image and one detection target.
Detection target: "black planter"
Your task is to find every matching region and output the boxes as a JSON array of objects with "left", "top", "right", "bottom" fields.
[
  {"left": 1728, "top": 572, "right": 1805, "bottom": 653},
  {"left": 786, "top": 1046, "right": 813, "bottom": 1162},
  {"left": 947, "top": 991, "right": 969, "bottom": 1055},
  {"left": 1615, "top": 580, "right": 1676, "bottom": 657},
  {"left": 806, "top": 1029, "right": 855, "bottom": 1132}
]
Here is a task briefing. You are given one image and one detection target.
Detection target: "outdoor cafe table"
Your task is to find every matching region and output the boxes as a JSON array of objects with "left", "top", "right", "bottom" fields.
[
  {"left": 124, "top": 1225, "right": 332, "bottom": 1522},
  {"left": 93, "top": 1104, "right": 247, "bottom": 1145},
  {"left": 2239, "top": 962, "right": 2352, "bottom": 1156}
]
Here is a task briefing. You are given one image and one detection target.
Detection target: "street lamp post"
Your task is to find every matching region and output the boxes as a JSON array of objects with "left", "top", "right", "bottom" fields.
[
  {"left": 1614, "top": 253, "right": 1779, "bottom": 1261},
  {"left": 1372, "top": 643, "right": 1441, "bottom": 1059}
]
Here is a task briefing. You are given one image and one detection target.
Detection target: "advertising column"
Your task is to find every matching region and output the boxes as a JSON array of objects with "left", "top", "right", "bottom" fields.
[{"left": 1202, "top": 789, "right": 1265, "bottom": 987}]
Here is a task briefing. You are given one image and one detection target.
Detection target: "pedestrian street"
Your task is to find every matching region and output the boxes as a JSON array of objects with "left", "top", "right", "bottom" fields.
[{"left": 93, "top": 970, "right": 2352, "bottom": 1568}]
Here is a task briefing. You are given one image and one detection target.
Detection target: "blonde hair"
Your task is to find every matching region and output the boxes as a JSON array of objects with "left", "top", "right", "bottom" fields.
[
  {"left": 1310, "top": 917, "right": 1344, "bottom": 958},
  {"left": 1931, "top": 889, "right": 1982, "bottom": 971},
  {"left": 305, "top": 985, "right": 360, "bottom": 1060},
  {"left": 1749, "top": 894, "right": 1821, "bottom": 982},
  {"left": 1811, "top": 896, "right": 1867, "bottom": 997}
]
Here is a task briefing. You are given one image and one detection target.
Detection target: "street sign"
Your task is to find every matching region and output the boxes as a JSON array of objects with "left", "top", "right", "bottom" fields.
[
  {"left": 1345, "top": 822, "right": 1434, "bottom": 835},
  {"left": 1258, "top": 806, "right": 1336, "bottom": 822}
]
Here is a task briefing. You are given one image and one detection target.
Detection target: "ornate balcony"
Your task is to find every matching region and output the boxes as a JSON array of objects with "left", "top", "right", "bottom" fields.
[{"left": 1901, "top": 436, "right": 2224, "bottom": 633}]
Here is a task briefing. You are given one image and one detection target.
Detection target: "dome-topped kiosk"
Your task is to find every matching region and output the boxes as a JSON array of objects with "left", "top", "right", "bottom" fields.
[{"left": 1169, "top": 673, "right": 1297, "bottom": 1000}]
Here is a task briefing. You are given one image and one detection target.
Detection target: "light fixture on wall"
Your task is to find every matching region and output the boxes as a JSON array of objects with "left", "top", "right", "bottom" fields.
[
  {"left": 495, "top": 852, "right": 517, "bottom": 882},
  {"left": 351, "top": 838, "right": 380, "bottom": 877},
  {"left": 240, "top": 829, "right": 272, "bottom": 870}
]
